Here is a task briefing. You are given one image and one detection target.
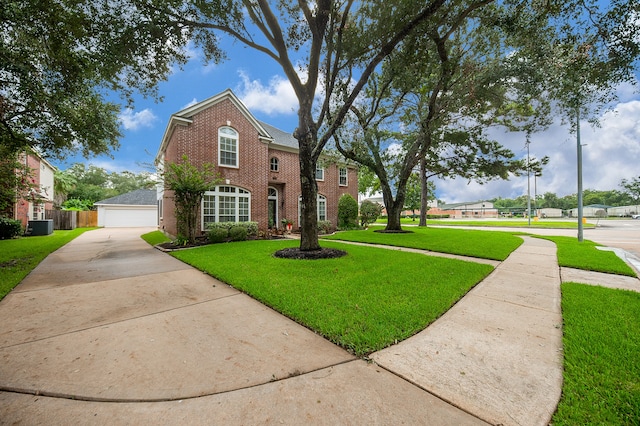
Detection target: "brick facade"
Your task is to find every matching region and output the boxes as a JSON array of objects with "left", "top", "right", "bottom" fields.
[
  {"left": 13, "top": 152, "right": 55, "bottom": 228},
  {"left": 156, "top": 89, "right": 358, "bottom": 237}
]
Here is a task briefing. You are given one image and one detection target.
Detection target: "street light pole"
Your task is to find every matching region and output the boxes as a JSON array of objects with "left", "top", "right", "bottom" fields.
[
  {"left": 526, "top": 134, "right": 531, "bottom": 226},
  {"left": 577, "top": 107, "right": 584, "bottom": 242}
]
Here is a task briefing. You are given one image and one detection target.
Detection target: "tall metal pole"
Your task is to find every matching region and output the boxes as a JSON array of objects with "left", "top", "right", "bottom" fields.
[
  {"left": 526, "top": 134, "right": 531, "bottom": 226},
  {"left": 577, "top": 107, "right": 584, "bottom": 242}
]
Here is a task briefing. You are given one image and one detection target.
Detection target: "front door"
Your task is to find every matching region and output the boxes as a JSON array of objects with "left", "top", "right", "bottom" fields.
[{"left": 268, "top": 187, "right": 278, "bottom": 228}]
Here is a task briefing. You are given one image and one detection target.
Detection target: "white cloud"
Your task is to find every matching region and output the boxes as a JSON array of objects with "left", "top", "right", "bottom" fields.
[
  {"left": 235, "top": 70, "right": 298, "bottom": 115},
  {"left": 119, "top": 108, "right": 158, "bottom": 131},
  {"left": 433, "top": 98, "right": 640, "bottom": 203},
  {"left": 181, "top": 98, "right": 199, "bottom": 109}
]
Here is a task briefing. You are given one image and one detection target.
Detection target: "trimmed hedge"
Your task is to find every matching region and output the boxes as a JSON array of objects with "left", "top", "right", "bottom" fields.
[
  {"left": 229, "top": 226, "right": 248, "bottom": 241},
  {"left": 206, "top": 221, "right": 258, "bottom": 236},
  {"left": 208, "top": 227, "right": 229, "bottom": 243}
]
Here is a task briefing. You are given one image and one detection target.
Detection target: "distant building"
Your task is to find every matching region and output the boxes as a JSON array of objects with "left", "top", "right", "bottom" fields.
[
  {"left": 428, "top": 201, "right": 498, "bottom": 219},
  {"left": 568, "top": 204, "right": 611, "bottom": 218}
]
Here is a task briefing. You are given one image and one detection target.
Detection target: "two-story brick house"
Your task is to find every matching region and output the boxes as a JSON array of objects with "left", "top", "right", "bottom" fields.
[
  {"left": 155, "top": 89, "right": 358, "bottom": 237},
  {"left": 12, "top": 151, "right": 55, "bottom": 228}
]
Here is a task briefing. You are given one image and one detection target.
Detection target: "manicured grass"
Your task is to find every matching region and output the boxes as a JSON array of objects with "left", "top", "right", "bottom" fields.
[
  {"left": 376, "top": 218, "right": 594, "bottom": 229},
  {"left": 323, "top": 226, "right": 523, "bottom": 260},
  {"left": 141, "top": 230, "right": 170, "bottom": 246},
  {"left": 0, "top": 228, "right": 95, "bottom": 300},
  {"left": 553, "top": 283, "right": 640, "bottom": 424},
  {"left": 171, "top": 239, "right": 493, "bottom": 356},
  {"left": 537, "top": 235, "right": 637, "bottom": 277}
]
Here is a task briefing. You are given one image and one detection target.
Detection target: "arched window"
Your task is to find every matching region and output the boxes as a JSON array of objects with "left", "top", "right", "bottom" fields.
[
  {"left": 218, "top": 127, "right": 238, "bottom": 167},
  {"left": 270, "top": 157, "right": 279, "bottom": 172},
  {"left": 202, "top": 186, "right": 251, "bottom": 227}
]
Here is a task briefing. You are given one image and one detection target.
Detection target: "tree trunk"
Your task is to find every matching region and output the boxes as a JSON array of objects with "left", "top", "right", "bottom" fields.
[
  {"left": 296, "top": 125, "right": 321, "bottom": 251},
  {"left": 419, "top": 156, "right": 428, "bottom": 227},
  {"left": 382, "top": 185, "right": 406, "bottom": 231}
]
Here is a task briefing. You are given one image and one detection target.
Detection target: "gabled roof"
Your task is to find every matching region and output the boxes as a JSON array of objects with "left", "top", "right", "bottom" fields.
[
  {"left": 95, "top": 189, "right": 157, "bottom": 206},
  {"left": 156, "top": 89, "right": 300, "bottom": 163}
]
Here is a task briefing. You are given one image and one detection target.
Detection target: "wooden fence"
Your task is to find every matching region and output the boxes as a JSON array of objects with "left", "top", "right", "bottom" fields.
[{"left": 45, "top": 210, "right": 98, "bottom": 230}]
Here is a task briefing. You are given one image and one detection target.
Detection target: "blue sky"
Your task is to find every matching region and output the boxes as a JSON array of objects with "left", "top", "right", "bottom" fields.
[{"left": 51, "top": 41, "right": 640, "bottom": 204}]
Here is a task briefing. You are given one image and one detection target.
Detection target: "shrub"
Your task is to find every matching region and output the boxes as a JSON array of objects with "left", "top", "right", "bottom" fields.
[
  {"left": 208, "top": 227, "right": 229, "bottom": 243},
  {"left": 337, "top": 193, "right": 358, "bottom": 229},
  {"left": 360, "top": 200, "right": 383, "bottom": 226},
  {"left": 317, "top": 220, "right": 332, "bottom": 234},
  {"left": 229, "top": 226, "right": 248, "bottom": 241},
  {"left": 206, "top": 221, "right": 258, "bottom": 236},
  {"left": 0, "top": 217, "right": 22, "bottom": 239}
]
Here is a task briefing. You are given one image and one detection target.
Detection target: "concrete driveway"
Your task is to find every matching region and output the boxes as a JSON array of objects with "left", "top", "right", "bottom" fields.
[{"left": 0, "top": 227, "right": 483, "bottom": 425}]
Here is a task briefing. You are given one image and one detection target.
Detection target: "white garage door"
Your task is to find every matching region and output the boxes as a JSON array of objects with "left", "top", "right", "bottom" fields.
[{"left": 103, "top": 207, "right": 157, "bottom": 227}]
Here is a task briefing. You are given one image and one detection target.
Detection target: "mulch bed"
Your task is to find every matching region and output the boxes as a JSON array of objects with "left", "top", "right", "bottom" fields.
[{"left": 274, "top": 247, "right": 347, "bottom": 260}]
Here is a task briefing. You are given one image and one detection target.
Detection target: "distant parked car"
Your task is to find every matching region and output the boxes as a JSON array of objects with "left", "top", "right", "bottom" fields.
[{"left": 632, "top": 214, "right": 640, "bottom": 219}]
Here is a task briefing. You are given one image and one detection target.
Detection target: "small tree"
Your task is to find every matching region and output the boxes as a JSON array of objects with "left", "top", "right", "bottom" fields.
[
  {"left": 360, "top": 200, "right": 383, "bottom": 227},
  {"left": 162, "top": 155, "right": 221, "bottom": 244},
  {"left": 337, "top": 193, "right": 359, "bottom": 230}
]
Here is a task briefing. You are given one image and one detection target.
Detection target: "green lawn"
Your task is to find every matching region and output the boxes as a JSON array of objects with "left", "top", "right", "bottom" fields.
[
  {"left": 376, "top": 218, "right": 594, "bottom": 229},
  {"left": 141, "top": 230, "right": 171, "bottom": 246},
  {"left": 323, "top": 226, "right": 523, "bottom": 260},
  {"left": 0, "top": 228, "right": 95, "bottom": 300},
  {"left": 171, "top": 239, "right": 493, "bottom": 356},
  {"left": 553, "top": 283, "right": 640, "bottom": 424},
  {"left": 537, "top": 235, "right": 637, "bottom": 277}
]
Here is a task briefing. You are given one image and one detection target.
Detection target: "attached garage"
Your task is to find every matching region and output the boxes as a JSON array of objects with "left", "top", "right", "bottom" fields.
[{"left": 95, "top": 189, "right": 158, "bottom": 228}]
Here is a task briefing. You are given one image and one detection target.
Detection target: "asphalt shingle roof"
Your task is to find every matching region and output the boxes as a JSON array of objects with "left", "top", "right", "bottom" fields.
[
  {"left": 259, "top": 121, "right": 299, "bottom": 150},
  {"left": 95, "top": 189, "right": 156, "bottom": 206}
]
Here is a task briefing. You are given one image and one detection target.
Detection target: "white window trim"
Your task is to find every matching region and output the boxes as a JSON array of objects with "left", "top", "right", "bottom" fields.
[
  {"left": 218, "top": 127, "right": 239, "bottom": 168},
  {"left": 298, "top": 194, "right": 327, "bottom": 223},
  {"left": 315, "top": 166, "right": 324, "bottom": 181},
  {"left": 339, "top": 167, "right": 348, "bottom": 186},
  {"left": 202, "top": 186, "right": 251, "bottom": 228},
  {"left": 270, "top": 157, "right": 279, "bottom": 172}
]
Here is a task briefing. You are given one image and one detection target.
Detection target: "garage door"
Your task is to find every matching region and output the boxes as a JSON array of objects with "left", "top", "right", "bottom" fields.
[{"left": 103, "top": 207, "right": 157, "bottom": 227}]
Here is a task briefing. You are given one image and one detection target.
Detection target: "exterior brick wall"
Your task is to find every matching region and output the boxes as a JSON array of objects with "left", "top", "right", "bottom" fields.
[{"left": 158, "top": 91, "right": 358, "bottom": 237}]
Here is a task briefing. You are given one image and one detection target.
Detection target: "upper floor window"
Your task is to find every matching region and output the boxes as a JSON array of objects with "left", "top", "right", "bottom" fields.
[
  {"left": 270, "top": 157, "right": 279, "bottom": 172},
  {"left": 219, "top": 127, "right": 238, "bottom": 167},
  {"left": 315, "top": 165, "right": 324, "bottom": 181},
  {"left": 339, "top": 167, "right": 348, "bottom": 186}
]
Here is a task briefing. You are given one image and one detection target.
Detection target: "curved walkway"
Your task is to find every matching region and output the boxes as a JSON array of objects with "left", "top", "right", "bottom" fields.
[{"left": 2, "top": 227, "right": 635, "bottom": 424}]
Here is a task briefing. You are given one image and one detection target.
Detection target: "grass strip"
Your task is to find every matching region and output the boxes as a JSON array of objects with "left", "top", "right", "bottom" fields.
[
  {"left": 536, "top": 235, "right": 637, "bottom": 277},
  {"left": 171, "top": 239, "right": 493, "bottom": 356},
  {"left": 376, "top": 218, "right": 594, "bottom": 229},
  {"left": 0, "top": 228, "right": 95, "bottom": 300},
  {"left": 553, "top": 283, "right": 640, "bottom": 424},
  {"left": 323, "top": 226, "right": 522, "bottom": 260},
  {"left": 141, "top": 230, "right": 171, "bottom": 246}
]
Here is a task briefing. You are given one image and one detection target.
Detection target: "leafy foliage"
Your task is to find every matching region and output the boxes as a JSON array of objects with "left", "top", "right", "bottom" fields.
[
  {"left": 162, "top": 155, "right": 221, "bottom": 243},
  {"left": 0, "top": 217, "right": 23, "bottom": 239},
  {"left": 359, "top": 200, "right": 383, "bottom": 227},
  {"left": 337, "top": 194, "right": 359, "bottom": 230}
]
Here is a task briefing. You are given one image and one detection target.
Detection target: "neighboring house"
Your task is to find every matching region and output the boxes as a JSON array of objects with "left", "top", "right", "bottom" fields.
[
  {"left": 155, "top": 89, "right": 358, "bottom": 237},
  {"left": 568, "top": 204, "right": 611, "bottom": 218},
  {"left": 95, "top": 189, "right": 158, "bottom": 227},
  {"left": 13, "top": 151, "right": 55, "bottom": 228},
  {"left": 428, "top": 201, "right": 499, "bottom": 219}
]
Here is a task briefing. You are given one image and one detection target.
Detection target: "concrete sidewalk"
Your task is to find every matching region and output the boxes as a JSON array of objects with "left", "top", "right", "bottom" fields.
[{"left": 4, "top": 228, "right": 630, "bottom": 425}]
